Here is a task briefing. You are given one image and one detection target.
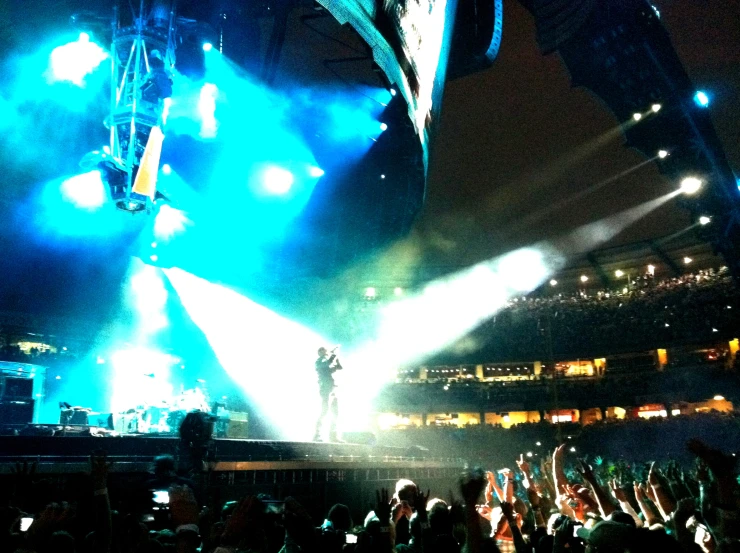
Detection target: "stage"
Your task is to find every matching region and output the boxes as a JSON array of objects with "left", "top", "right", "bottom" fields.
[{"left": 0, "top": 430, "right": 465, "bottom": 519}]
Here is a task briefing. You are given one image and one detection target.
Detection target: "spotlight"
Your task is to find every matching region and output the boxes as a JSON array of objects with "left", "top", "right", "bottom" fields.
[
  {"left": 683, "top": 256, "right": 693, "bottom": 265},
  {"left": 379, "top": 122, "right": 388, "bottom": 131},
  {"left": 651, "top": 103, "right": 662, "bottom": 113},
  {"left": 647, "top": 265, "right": 655, "bottom": 275},
  {"left": 49, "top": 32, "right": 109, "bottom": 86},
  {"left": 202, "top": 42, "right": 213, "bottom": 52},
  {"left": 580, "top": 275, "right": 589, "bottom": 283},
  {"left": 262, "top": 166, "right": 295, "bottom": 195},
  {"left": 699, "top": 216, "right": 711, "bottom": 225},
  {"left": 364, "top": 287, "right": 377, "bottom": 299},
  {"left": 308, "top": 166, "right": 325, "bottom": 178},
  {"left": 615, "top": 270, "right": 624, "bottom": 278},
  {"left": 694, "top": 90, "right": 710, "bottom": 108},
  {"left": 632, "top": 113, "right": 642, "bottom": 121},
  {"left": 380, "top": 174, "right": 386, "bottom": 179},
  {"left": 680, "top": 177, "right": 703, "bottom": 195},
  {"left": 394, "top": 287, "right": 404, "bottom": 297},
  {"left": 714, "top": 395, "right": 725, "bottom": 401},
  {"left": 150, "top": 254, "right": 158, "bottom": 262},
  {"left": 390, "top": 88, "right": 397, "bottom": 96},
  {"left": 549, "top": 279, "right": 558, "bottom": 286},
  {"left": 658, "top": 150, "right": 669, "bottom": 159},
  {"left": 161, "top": 163, "right": 172, "bottom": 175},
  {"left": 151, "top": 242, "right": 157, "bottom": 249}
]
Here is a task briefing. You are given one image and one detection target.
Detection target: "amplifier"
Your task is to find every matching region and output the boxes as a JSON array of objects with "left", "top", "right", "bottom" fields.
[
  {"left": 3, "top": 377, "right": 33, "bottom": 399},
  {"left": 226, "top": 420, "right": 249, "bottom": 439},
  {"left": 0, "top": 399, "right": 35, "bottom": 425}
]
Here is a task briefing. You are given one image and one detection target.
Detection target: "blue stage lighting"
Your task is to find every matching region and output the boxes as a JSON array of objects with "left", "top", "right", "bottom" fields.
[
  {"left": 161, "top": 163, "right": 172, "bottom": 175},
  {"left": 262, "top": 166, "right": 295, "bottom": 195},
  {"left": 154, "top": 204, "right": 189, "bottom": 240},
  {"left": 203, "top": 42, "right": 213, "bottom": 52},
  {"left": 198, "top": 83, "right": 218, "bottom": 138},
  {"left": 60, "top": 170, "right": 106, "bottom": 209},
  {"left": 308, "top": 166, "right": 325, "bottom": 178},
  {"left": 694, "top": 90, "right": 710, "bottom": 108},
  {"left": 49, "top": 32, "right": 108, "bottom": 86},
  {"left": 379, "top": 122, "right": 388, "bottom": 131}
]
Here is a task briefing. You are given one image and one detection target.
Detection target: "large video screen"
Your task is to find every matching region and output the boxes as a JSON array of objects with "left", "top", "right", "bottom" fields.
[{"left": 319, "top": 0, "right": 459, "bottom": 172}]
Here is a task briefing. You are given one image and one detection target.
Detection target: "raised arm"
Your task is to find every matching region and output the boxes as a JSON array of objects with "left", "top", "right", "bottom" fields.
[{"left": 90, "top": 451, "right": 112, "bottom": 553}]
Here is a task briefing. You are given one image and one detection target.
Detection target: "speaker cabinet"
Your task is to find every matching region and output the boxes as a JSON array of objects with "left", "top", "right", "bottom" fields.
[{"left": 0, "top": 400, "right": 35, "bottom": 425}]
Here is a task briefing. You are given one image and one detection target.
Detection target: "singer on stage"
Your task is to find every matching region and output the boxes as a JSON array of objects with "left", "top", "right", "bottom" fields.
[{"left": 314, "top": 345, "right": 342, "bottom": 442}]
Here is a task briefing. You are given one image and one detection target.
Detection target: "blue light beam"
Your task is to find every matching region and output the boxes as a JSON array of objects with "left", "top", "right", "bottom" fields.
[{"left": 163, "top": 267, "right": 327, "bottom": 440}]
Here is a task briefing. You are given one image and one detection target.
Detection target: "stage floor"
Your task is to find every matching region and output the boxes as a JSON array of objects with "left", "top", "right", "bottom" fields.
[{"left": 0, "top": 432, "right": 464, "bottom": 475}]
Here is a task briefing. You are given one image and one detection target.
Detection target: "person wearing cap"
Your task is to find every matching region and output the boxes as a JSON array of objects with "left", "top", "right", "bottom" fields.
[{"left": 576, "top": 520, "right": 636, "bottom": 553}]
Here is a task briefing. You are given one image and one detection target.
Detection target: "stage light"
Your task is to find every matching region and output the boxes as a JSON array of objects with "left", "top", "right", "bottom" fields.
[
  {"left": 570, "top": 446, "right": 576, "bottom": 452},
  {"left": 699, "top": 216, "right": 711, "bottom": 225},
  {"left": 380, "top": 174, "right": 386, "bottom": 179},
  {"left": 308, "top": 166, "right": 325, "bottom": 178},
  {"left": 60, "top": 170, "right": 106, "bottom": 209},
  {"left": 365, "top": 287, "right": 377, "bottom": 299},
  {"left": 394, "top": 287, "right": 404, "bottom": 297},
  {"left": 151, "top": 242, "right": 157, "bottom": 248},
  {"left": 163, "top": 267, "right": 327, "bottom": 440},
  {"left": 658, "top": 150, "right": 669, "bottom": 159},
  {"left": 714, "top": 395, "right": 725, "bottom": 401},
  {"left": 154, "top": 204, "right": 189, "bottom": 240},
  {"left": 694, "top": 91, "right": 710, "bottom": 108},
  {"left": 615, "top": 270, "right": 624, "bottom": 278},
  {"left": 150, "top": 254, "right": 158, "bottom": 262},
  {"left": 262, "top": 166, "right": 295, "bottom": 195},
  {"left": 110, "top": 348, "right": 175, "bottom": 414},
  {"left": 651, "top": 104, "right": 662, "bottom": 113},
  {"left": 536, "top": 441, "right": 542, "bottom": 446},
  {"left": 103, "top": 145, "right": 111, "bottom": 155},
  {"left": 379, "top": 122, "right": 388, "bottom": 131},
  {"left": 647, "top": 265, "right": 655, "bottom": 275},
  {"left": 161, "top": 163, "right": 172, "bottom": 175},
  {"left": 684, "top": 256, "right": 693, "bottom": 265},
  {"left": 49, "top": 32, "right": 108, "bottom": 86},
  {"left": 680, "top": 177, "right": 703, "bottom": 195},
  {"left": 202, "top": 42, "right": 213, "bottom": 52},
  {"left": 198, "top": 83, "right": 218, "bottom": 138},
  {"left": 580, "top": 275, "right": 589, "bottom": 283},
  {"left": 390, "top": 88, "right": 397, "bottom": 96},
  {"left": 632, "top": 113, "right": 642, "bottom": 121},
  {"left": 549, "top": 279, "right": 558, "bottom": 286}
]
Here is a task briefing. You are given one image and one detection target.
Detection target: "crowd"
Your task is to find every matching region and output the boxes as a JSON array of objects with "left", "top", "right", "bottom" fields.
[
  {"left": 2, "top": 428, "right": 739, "bottom": 553},
  {"left": 377, "top": 411, "right": 740, "bottom": 468},
  {"left": 463, "top": 268, "right": 740, "bottom": 362}
]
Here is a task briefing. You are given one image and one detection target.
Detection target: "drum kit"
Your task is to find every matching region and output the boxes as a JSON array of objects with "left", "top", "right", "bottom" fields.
[{"left": 115, "top": 386, "right": 212, "bottom": 435}]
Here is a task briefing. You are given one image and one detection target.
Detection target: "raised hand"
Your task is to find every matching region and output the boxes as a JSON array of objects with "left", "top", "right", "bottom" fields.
[
  {"left": 222, "top": 496, "right": 263, "bottom": 546},
  {"left": 516, "top": 454, "right": 531, "bottom": 477},
  {"left": 475, "top": 504, "right": 493, "bottom": 521},
  {"left": 414, "top": 487, "right": 431, "bottom": 516},
  {"left": 375, "top": 488, "right": 392, "bottom": 523},
  {"left": 610, "top": 479, "right": 627, "bottom": 502},
  {"left": 687, "top": 439, "right": 737, "bottom": 479},
  {"left": 575, "top": 458, "right": 595, "bottom": 482},
  {"left": 633, "top": 481, "right": 647, "bottom": 503},
  {"left": 460, "top": 468, "right": 486, "bottom": 507},
  {"left": 169, "top": 484, "right": 200, "bottom": 527},
  {"left": 90, "top": 451, "right": 112, "bottom": 490}
]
